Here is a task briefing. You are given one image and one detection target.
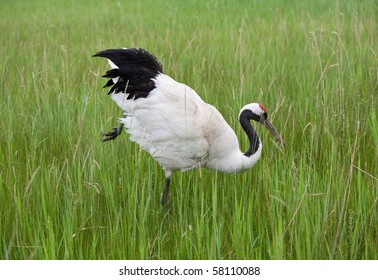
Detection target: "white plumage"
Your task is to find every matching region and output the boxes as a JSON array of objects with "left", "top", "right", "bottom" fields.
[{"left": 94, "top": 48, "right": 284, "bottom": 205}]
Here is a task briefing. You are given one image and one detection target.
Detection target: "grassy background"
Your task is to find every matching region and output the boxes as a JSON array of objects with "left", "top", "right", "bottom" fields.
[{"left": 0, "top": 0, "right": 377, "bottom": 259}]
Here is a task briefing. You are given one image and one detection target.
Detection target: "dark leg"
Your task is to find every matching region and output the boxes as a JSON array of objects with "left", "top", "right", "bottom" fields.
[
  {"left": 161, "top": 177, "right": 171, "bottom": 206},
  {"left": 102, "top": 123, "right": 124, "bottom": 142}
]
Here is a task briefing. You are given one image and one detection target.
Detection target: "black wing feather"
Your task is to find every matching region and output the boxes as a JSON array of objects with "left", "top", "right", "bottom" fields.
[{"left": 93, "top": 48, "right": 163, "bottom": 99}]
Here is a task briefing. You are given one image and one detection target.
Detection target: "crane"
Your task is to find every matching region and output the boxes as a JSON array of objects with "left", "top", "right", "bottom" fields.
[{"left": 93, "top": 48, "right": 284, "bottom": 205}]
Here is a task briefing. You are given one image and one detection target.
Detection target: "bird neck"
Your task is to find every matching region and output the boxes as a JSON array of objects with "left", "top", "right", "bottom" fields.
[
  {"left": 239, "top": 113, "right": 261, "bottom": 157},
  {"left": 204, "top": 115, "right": 262, "bottom": 173}
]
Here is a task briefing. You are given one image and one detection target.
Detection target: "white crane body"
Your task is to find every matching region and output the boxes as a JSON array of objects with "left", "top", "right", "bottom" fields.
[{"left": 112, "top": 73, "right": 261, "bottom": 175}]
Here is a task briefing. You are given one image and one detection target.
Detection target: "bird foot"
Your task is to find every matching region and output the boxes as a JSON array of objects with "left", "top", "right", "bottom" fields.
[{"left": 101, "top": 124, "right": 124, "bottom": 142}]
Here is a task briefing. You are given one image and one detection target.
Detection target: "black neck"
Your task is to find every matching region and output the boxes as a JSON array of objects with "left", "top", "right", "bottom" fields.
[{"left": 239, "top": 110, "right": 260, "bottom": 157}]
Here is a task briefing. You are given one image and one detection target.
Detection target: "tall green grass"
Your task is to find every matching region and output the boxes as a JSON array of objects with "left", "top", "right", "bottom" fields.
[{"left": 0, "top": 0, "right": 377, "bottom": 259}]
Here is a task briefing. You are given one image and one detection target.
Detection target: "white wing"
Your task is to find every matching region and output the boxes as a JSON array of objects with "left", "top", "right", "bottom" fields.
[{"left": 116, "top": 74, "right": 214, "bottom": 172}]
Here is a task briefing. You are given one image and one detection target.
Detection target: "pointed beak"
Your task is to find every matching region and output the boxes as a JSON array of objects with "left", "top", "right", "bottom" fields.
[{"left": 263, "top": 119, "right": 285, "bottom": 147}]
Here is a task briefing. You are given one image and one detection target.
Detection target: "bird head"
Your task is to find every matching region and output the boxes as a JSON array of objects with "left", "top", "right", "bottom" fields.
[{"left": 238, "top": 103, "right": 285, "bottom": 147}]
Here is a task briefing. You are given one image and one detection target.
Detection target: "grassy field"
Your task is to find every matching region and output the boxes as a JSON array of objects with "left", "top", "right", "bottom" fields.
[{"left": 0, "top": 0, "right": 377, "bottom": 260}]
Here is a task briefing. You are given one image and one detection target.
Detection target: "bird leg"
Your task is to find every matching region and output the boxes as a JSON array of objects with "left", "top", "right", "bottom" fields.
[
  {"left": 161, "top": 177, "right": 171, "bottom": 206},
  {"left": 102, "top": 123, "right": 124, "bottom": 142}
]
